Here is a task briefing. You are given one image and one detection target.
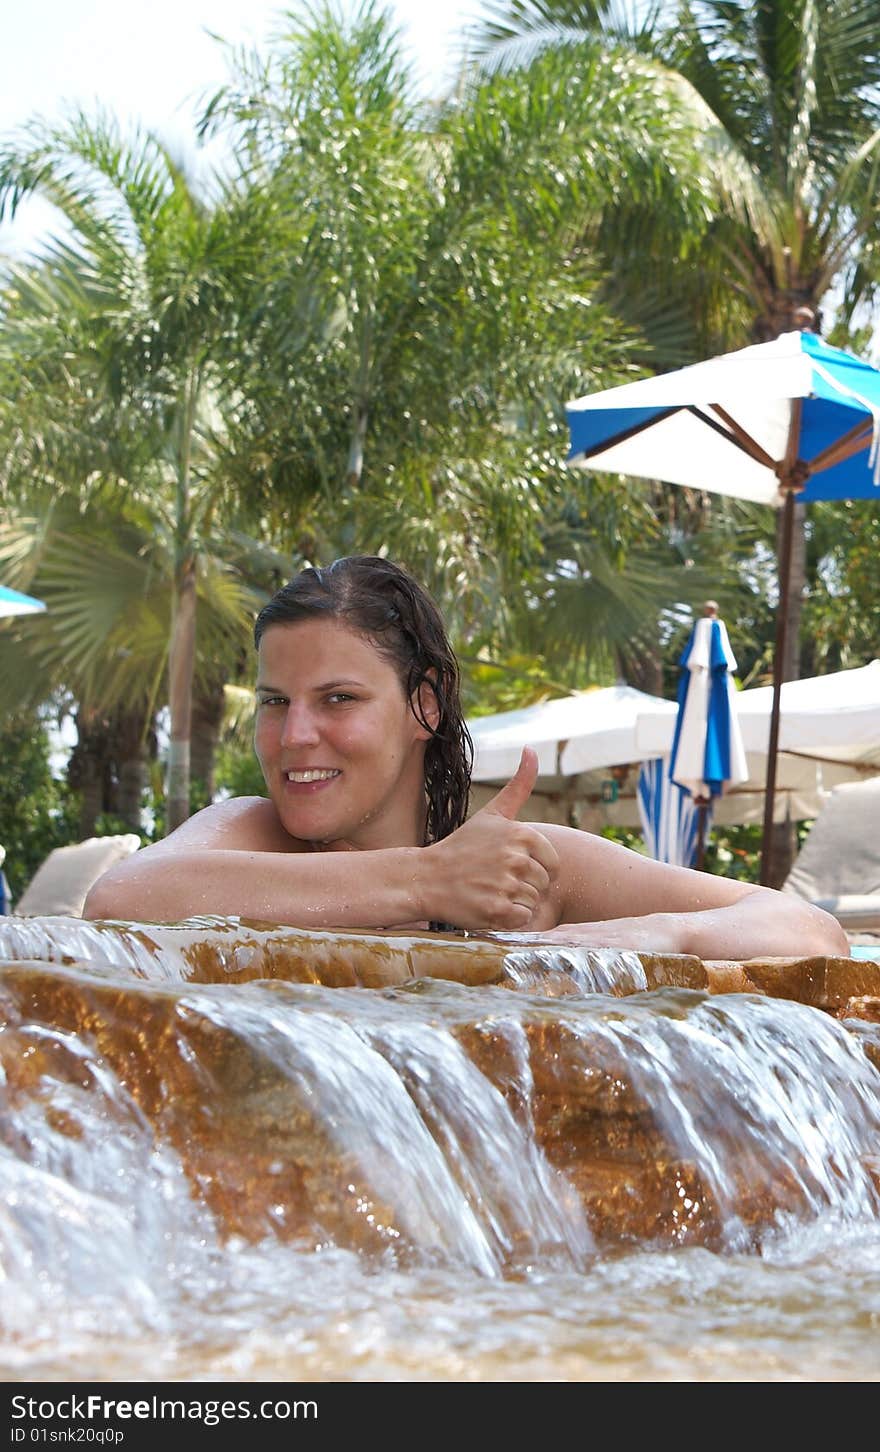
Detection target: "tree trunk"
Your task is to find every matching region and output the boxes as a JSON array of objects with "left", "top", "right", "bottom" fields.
[
  {"left": 345, "top": 405, "right": 368, "bottom": 490},
  {"left": 166, "top": 552, "right": 197, "bottom": 833},
  {"left": 190, "top": 677, "right": 226, "bottom": 804},
  {"left": 753, "top": 295, "right": 816, "bottom": 886},
  {"left": 68, "top": 705, "right": 152, "bottom": 837},
  {"left": 112, "top": 708, "right": 150, "bottom": 832},
  {"left": 68, "top": 708, "right": 110, "bottom": 839}
]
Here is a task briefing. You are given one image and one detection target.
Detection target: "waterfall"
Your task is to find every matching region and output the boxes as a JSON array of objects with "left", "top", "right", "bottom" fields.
[{"left": 1, "top": 915, "right": 878, "bottom": 1380}]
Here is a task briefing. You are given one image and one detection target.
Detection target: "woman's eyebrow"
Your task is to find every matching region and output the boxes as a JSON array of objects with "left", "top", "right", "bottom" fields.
[
  {"left": 313, "top": 677, "right": 366, "bottom": 691},
  {"left": 255, "top": 678, "right": 366, "bottom": 693}
]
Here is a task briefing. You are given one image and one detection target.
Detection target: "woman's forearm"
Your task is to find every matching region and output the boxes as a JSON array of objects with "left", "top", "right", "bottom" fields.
[
  {"left": 678, "top": 892, "right": 848, "bottom": 959},
  {"left": 82, "top": 844, "right": 429, "bottom": 929},
  {"left": 531, "top": 891, "right": 849, "bottom": 960}
]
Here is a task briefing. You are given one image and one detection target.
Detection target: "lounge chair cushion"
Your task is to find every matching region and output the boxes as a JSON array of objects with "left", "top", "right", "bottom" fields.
[
  {"left": 13, "top": 834, "right": 142, "bottom": 918},
  {"left": 782, "top": 775, "right": 880, "bottom": 930},
  {"left": 800, "top": 895, "right": 880, "bottom": 931}
]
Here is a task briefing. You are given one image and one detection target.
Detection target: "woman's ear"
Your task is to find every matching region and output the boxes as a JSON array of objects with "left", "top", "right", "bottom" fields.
[{"left": 413, "top": 671, "right": 441, "bottom": 736}]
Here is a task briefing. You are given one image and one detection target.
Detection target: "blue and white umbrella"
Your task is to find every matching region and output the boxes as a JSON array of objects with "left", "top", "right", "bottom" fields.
[
  {"left": 0, "top": 584, "right": 46, "bottom": 617},
  {"left": 566, "top": 330, "right": 880, "bottom": 507},
  {"left": 566, "top": 329, "right": 880, "bottom": 881},
  {"left": 637, "top": 757, "right": 700, "bottom": 867},
  {"left": 669, "top": 610, "right": 748, "bottom": 800},
  {"left": 666, "top": 608, "right": 748, "bottom": 867}
]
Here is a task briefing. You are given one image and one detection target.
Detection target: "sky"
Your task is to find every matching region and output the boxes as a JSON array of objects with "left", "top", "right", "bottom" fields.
[{"left": 0, "top": 0, "right": 487, "bottom": 256}]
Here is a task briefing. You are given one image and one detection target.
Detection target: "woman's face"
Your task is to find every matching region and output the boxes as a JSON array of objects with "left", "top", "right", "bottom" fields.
[{"left": 254, "top": 617, "right": 434, "bottom": 849}]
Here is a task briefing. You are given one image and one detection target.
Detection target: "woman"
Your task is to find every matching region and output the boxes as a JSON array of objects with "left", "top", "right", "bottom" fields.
[{"left": 84, "top": 556, "right": 848, "bottom": 958}]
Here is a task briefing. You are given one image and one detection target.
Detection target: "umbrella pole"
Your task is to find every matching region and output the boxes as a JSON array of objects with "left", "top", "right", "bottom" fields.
[
  {"left": 694, "top": 799, "right": 709, "bottom": 870},
  {"left": 759, "top": 487, "right": 797, "bottom": 886}
]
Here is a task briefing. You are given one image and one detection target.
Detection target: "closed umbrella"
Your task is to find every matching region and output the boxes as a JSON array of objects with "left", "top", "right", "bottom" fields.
[
  {"left": 566, "top": 328, "right": 880, "bottom": 882},
  {"left": 0, "top": 584, "right": 46, "bottom": 617},
  {"left": 636, "top": 757, "right": 700, "bottom": 867},
  {"left": 667, "top": 604, "right": 748, "bottom": 869}
]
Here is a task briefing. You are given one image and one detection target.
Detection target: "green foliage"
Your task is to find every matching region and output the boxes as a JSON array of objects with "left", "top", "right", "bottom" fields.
[
  {"left": 0, "top": 495, "right": 262, "bottom": 720},
  {"left": 137, "top": 768, "right": 217, "bottom": 842},
  {"left": 213, "top": 740, "right": 267, "bottom": 800},
  {"left": 598, "top": 823, "right": 646, "bottom": 854},
  {"left": 0, "top": 713, "right": 79, "bottom": 899},
  {"left": 702, "top": 824, "right": 763, "bottom": 884},
  {"left": 462, "top": 650, "right": 574, "bottom": 717},
  {"left": 805, "top": 500, "right": 880, "bottom": 670},
  {"left": 203, "top": 5, "right": 679, "bottom": 655},
  {"left": 481, "top": 1, "right": 880, "bottom": 341},
  {"left": 0, "top": 109, "right": 279, "bottom": 826},
  {"left": 703, "top": 819, "right": 817, "bottom": 884},
  {"left": 470, "top": 0, "right": 880, "bottom": 695},
  {"left": 90, "top": 813, "right": 150, "bottom": 845}
]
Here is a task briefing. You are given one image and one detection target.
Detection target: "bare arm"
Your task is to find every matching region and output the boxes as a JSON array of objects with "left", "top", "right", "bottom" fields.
[
  {"left": 83, "top": 798, "right": 432, "bottom": 928},
  {"left": 529, "top": 825, "right": 850, "bottom": 959},
  {"left": 82, "top": 775, "right": 559, "bottom": 933},
  {"left": 84, "top": 753, "right": 847, "bottom": 957}
]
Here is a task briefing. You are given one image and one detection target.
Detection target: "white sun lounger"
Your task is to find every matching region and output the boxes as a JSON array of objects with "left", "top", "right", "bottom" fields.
[
  {"left": 782, "top": 776, "right": 880, "bottom": 932},
  {"left": 8, "top": 834, "right": 142, "bottom": 918}
]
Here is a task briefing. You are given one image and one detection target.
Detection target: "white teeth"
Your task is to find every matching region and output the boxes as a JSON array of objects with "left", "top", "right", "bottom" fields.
[{"left": 286, "top": 769, "right": 340, "bottom": 783}]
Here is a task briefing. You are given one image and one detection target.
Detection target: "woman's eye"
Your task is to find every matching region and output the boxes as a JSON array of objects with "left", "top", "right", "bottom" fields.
[
  {"left": 327, "top": 692, "right": 356, "bottom": 704},
  {"left": 257, "top": 695, "right": 286, "bottom": 708}
]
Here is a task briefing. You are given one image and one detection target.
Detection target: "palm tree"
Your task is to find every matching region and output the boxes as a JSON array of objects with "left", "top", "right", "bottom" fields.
[
  {"left": 0, "top": 491, "right": 266, "bottom": 832},
  {"left": 0, "top": 114, "right": 271, "bottom": 828},
  {"left": 202, "top": 1, "right": 725, "bottom": 656}
]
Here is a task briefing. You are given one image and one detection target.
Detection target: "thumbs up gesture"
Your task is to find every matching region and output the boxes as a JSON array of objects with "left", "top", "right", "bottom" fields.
[
  {"left": 423, "top": 747, "right": 559, "bottom": 931},
  {"left": 482, "top": 744, "right": 541, "bottom": 821}
]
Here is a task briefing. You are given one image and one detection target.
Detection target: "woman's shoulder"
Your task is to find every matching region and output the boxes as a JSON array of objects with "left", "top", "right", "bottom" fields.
[
  {"left": 151, "top": 796, "right": 304, "bottom": 854},
  {"left": 527, "top": 822, "right": 621, "bottom": 860}
]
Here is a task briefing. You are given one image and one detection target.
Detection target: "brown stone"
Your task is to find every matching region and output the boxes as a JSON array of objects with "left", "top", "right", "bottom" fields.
[
  {"left": 703, "top": 954, "right": 880, "bottom": 1010},
  {"left": 839, "top": 996, "right": 880, "bottom": 1023},
  {"left": 704, "top": 962, "right": 766, "bottom": 996},
  {"left": 631, "top": 953, "right": 709, "bottom": 990},
  {"left": 4, "top": 952, "right": 871, "bottom": 1258},
  {"left": 153, "top": 919, "right": 516, "bottom": 989},
  {"left": 0, "top": 960, "right": 404, "bottom": 1251},
  {"left": 2, "top": 923, "right": 879, "bottom": 1262}
]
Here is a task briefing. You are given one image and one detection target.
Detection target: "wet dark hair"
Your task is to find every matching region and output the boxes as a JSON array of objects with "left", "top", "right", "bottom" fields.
[{"left": 254, "top": 556, "right": 473, "bottom": 844}]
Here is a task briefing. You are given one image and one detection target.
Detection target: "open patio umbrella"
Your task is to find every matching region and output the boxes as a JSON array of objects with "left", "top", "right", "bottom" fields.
[
  {"left": 566, "top": 329, "right": 880, "bottom": 883},
  {"left": 468, "top": 682, "right": 677, "bottom": 782},
  {"left": 0, "top": 584, "right": 46, "bottom": 617}
]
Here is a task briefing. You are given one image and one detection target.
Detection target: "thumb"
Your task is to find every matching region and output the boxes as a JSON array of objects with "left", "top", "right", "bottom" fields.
[{"left": 484, "top": 746, "right": 539, "bottom": 820}]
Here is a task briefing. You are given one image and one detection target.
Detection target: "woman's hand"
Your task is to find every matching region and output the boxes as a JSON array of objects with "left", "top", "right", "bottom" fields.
[
  {"left": 421, "top": 747, "right": 559, "bottom": 930},
  {"left": 512, "top": 917, "right": 683, "bottom": 951}
]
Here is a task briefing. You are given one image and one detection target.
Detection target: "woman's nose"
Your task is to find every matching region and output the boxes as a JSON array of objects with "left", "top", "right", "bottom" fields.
[{"left": 280, "top": 701, "right": 321, "bottom": 747}]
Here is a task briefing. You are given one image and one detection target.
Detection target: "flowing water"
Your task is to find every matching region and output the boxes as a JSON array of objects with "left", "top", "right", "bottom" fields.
[{"left": 1, "top": 916, "right": 879, "bottom": 1383}]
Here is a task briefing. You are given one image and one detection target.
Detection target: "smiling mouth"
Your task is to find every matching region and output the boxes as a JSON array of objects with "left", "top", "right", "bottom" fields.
[{"left": 285, "top": 769, "right": 341, "bottom": 783}]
